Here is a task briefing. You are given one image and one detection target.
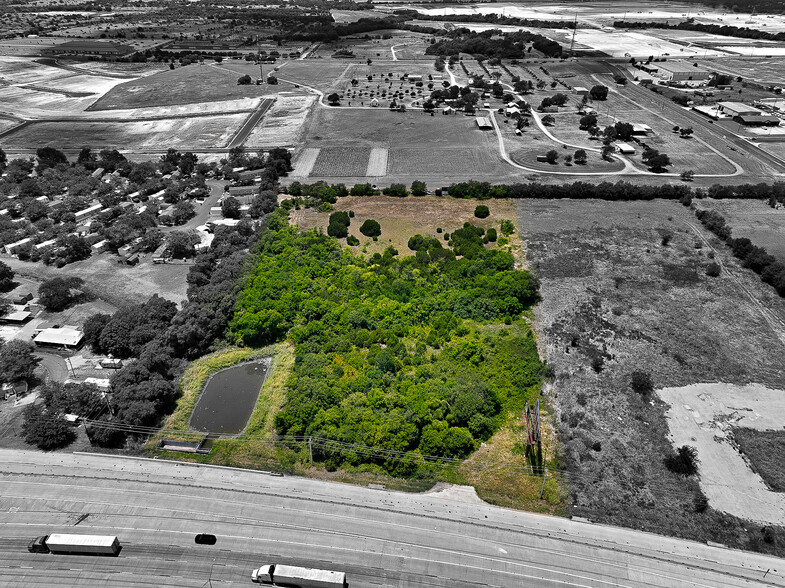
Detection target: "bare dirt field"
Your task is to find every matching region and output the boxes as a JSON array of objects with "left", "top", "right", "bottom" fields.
[
  {"left": 703, "top": 198, "right": 785, "bottom": 262},
  {"left": 243, "top": 94, "right": 316, "bottom": 148},
  {"left": 519, "top": 198, "right": 785, "bottom": 554},
  {"left": 2, "top": 114, "right": 245, "bottom": 150},
  {"left": 659, "top": 382, "right": 785, "bottom": 526}
]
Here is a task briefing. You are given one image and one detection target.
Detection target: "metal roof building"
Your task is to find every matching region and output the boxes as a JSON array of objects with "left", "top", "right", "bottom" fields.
[{"left": 33, "top": 327, "right": 84, "bottom": 349}]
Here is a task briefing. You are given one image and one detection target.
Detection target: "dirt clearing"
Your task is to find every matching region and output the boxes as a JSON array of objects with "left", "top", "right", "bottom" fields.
[{"left": 660, "top": 383, "right": 785, "bottom": 526}]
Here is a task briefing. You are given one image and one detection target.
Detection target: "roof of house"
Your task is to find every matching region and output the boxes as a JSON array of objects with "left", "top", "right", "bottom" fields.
[
  {"left": 49, "top": 40, "right": 130, "bottom": 52},
  {"left": 1, "top": 310, "right": 31, "bottom": 323},
  {"left": 33, "top": 327, "right": 83, "bottom": 347},
  {"left": 475, "top": 117, "right": 493, "bottom": 128},
  {"left": 718, "top": 101, "right": 760, "bottom": 113}
]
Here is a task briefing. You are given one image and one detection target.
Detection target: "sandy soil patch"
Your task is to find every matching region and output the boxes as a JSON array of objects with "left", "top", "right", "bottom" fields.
[
  {"left": 244, "top": 94, "right": 315, "bottom": 148},
  {"left": 659, "top": 383, "right": 785, "bottom": 526}
]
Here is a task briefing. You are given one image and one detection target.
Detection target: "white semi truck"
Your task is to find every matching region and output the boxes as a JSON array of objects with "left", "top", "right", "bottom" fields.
[
  {"left": 28, "top": 534, "right": 121, "bottom": 556},
  {"left": 251, "top": 564, "right": 347, "bottom": 587}
]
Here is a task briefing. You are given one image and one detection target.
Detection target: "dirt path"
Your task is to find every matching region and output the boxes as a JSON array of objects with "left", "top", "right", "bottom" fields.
[{"left": 659, "top": 382, "right": 785, "bottom": 526}]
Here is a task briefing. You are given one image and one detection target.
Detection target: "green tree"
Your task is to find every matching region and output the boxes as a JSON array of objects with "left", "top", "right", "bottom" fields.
[
  {"left": 221, "top": 196, "right": 242, "bottom": 219},
  {"left": 545, "top": 150, "right": 559, "bottom": 164},
  {"left": 36, "top": 147, "right": 68, "bottom": 170},
  {"left": 0, "top": 260, "right": 14, "bottom": 292},
  {"left": 327, "top": 92, "right": 340, "bottom": 105},
  {"left": 411, "top": 181, "right": 428, "bottom": 196},
  {"left": 589, "top": 85, "right": 608, "bottom": 100},
  {"left": 167, "top": 231, "right": 200, "bottom": 258},
  {"left": 499, "top": 219, "right": 515, "bottom": 236},
  {"left": 0, "top": 340, "right": 41, "bottom": 383},
  {"left": 22, "top": 404, "right": 76, "bottom": 450},
  {"left": 38, "top": 277, "right": 84, "bottom": 311},
  {"left": 360, "top": 219, "right": 381, "bottom": 237}
]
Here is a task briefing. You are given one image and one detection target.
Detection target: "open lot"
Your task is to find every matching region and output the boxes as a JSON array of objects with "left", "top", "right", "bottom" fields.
[
  {"left": 2, "top": 114, "right": 246, "bottom": 150},
  {"left": 702, "top": 198, "right": 785, "bottom": 262},
  {"left": 701, "top": 56, "right": 785, "bottom": 85},
  {"left": 660, "top": 383, "right": 785, "bottom": 526},
  {"left": 518, "top": 198, "right": 785, "bottom": 551},
  {"left": 89, "top": 63, "right": 271, "bottom": 110}
]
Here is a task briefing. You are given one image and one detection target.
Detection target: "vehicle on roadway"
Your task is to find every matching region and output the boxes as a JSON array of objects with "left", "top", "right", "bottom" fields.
[
  {"left": 28, "top": 534, "right": 121, "bottom": 556},
  {"left": 195, "top": 533, "right": 217, "bottom": 545},
  {"left": 251, "top": 563, "right": 347, "bottom": 587}
]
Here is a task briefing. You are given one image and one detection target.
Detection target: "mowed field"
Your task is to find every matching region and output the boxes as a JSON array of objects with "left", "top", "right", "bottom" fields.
[
  {"left": 89, "top": 63, "right": 272, "bottom": 110},
  {"left": 297, "top": 107, "right": 507, "bottom": 180},
  {"left": 704, "top": 198, "right": 785, "bottom": 262},
  {"left": 518, "top": 198, "right": 785, "bottom": 553},
  {"left": 2, "top": 114, "right": 246, "bottom": 149},
  {"left": 243, "top": 94, "right": 316, "bottom": 148}
]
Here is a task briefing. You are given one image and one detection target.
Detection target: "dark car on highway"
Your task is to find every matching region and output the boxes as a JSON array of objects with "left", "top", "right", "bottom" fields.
[{"left": 195, "top": 534, "right": 217, "bottom": 545}]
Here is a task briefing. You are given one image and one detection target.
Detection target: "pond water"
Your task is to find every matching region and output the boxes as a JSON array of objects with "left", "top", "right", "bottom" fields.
[{"left": 189, "top": 361, "right": 269, "bottom": 434}]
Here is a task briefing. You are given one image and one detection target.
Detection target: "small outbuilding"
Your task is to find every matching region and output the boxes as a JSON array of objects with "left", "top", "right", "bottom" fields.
[
  {"left": 616, "top": 142, "right": 636, "bottom": 154},
  {"left": 475, "top": 117, "right": 493, "bottom": 130}
]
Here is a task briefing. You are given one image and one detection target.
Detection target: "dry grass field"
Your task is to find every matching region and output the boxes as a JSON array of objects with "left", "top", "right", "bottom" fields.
[
  {"left": 735, "top": 428, "right": 785, "bottom": 492},
  {"left": 519, "top": 198, "right": 785, "bottom": 554},
  {"left": 702, "top": 198, "right": 785, "bottom": 262},
  {"left": 89, "top": 63, "right": 271, "bottom": 110},
  {"left": 3, "top": 114, "right": 245, "bottom": 150},
  {"left": 289, "top": 194, "right": 519, "bottom": 259}
]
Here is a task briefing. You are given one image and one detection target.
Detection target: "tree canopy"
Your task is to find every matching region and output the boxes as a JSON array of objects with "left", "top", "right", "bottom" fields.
[{"left": 230, "top": 224, "right": 542, "bottom": 472}]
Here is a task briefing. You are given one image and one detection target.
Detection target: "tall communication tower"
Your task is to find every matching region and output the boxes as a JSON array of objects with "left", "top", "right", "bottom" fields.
[{"left": 569, "top": 13, "right": 578, "bottom": 57}]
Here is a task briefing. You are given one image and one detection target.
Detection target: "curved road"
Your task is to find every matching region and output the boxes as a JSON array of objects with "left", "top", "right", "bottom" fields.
[{"left": 0, "top": 450, "right": 782, "bottom": 587}]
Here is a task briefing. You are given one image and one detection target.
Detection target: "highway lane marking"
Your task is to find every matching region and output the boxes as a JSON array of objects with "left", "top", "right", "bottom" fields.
[
  {"left": 2, "top": 514, "right": 736, "bottom": 588},
  {"left": 0, "top": 476, "right": 771, "bottom": 585}
]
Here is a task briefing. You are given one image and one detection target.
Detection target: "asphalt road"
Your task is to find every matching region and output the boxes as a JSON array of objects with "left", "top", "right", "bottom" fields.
[
  {"left": 227, "top": 98, "right": 277, "bottom": 148},
  {"left": 0, "top": 450, "right": 782, "bottom": 588}
]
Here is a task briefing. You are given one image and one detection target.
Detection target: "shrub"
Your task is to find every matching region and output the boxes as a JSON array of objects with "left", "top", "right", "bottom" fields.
[
  {"left": 360, "top": 219, "right": 381, "bottom": 237},
  {"left": 486, "top": 228, "right": 497, "bottom": 242},
  {"left": 327, "top": 222, "right": 348, "bottom": 238},
  {"left": 630, "top": 370, "right": 654, "bottom": 395},
  {"left": 500, "top": 219, "right": 515, "bottom": 235},
  {"left": 411, "top": 180, "right": 427, "bottom": 196},
  {"left": 474, "top": 205, "right": 490, "bottom": 219},
  {"left": 664, "top": 445, "right": 700, "bottom": 476},
  {"left": 347, "top": 235, "right": 360, "bottom": 246},
  {"left": 706, "top": 262, "right": 721, "bottom": 277}
]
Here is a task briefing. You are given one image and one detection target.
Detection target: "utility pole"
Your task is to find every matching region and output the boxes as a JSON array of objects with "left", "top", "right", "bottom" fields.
[
  {"left": 308, "top": 437, "right": 313, "bottom": 466},
  {"left": 540, "top": 467, "right": 548, "bottom": 499}
]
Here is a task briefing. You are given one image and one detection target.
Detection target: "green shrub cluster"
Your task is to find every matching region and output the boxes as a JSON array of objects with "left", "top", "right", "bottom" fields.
[{"left": 230, "top": 224, "right": 542, "bottom": 473}]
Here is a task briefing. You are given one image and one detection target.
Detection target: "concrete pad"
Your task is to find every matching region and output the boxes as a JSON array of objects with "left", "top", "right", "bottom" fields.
[
  {"left": 659, "top": 383, "right": 785, "bottom": 526},
  {"left": 424, "top": 482, "right": 486, "bottom": 505}
]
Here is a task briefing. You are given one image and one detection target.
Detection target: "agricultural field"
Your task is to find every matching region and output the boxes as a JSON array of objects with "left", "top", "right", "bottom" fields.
[
  {"left": 2, "top": 114, "right": 245, "bottom": 150},
  {"left": 244, "top": 95, "right": 316, "bottom": 149},
  {"left": 518, "top": 198, "right": 785, "bottom": 552},
  {"left": 702, "top": 56, "right": 785, "bottom": 85},
  {"left": 89, "top": 63, "right": 272, "bottom": 110},
  {"left": 298, "top": 107, "right": 509, "bottom": 182},
  {"left": 310, "top": 146, "right": 372, "bottom": 177},
  {"left": 702, "top": 198, "right": 785, "bottom": 262}
]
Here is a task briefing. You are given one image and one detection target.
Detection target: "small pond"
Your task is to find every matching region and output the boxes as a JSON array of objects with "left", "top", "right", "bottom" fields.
[{"left": 189, "top": 360, "right": 269, "bottom": 434}]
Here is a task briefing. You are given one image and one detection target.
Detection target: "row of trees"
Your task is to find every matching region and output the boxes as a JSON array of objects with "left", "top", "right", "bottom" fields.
[{"left": 694, "top": 208, "right": 785, "bottom": 296}]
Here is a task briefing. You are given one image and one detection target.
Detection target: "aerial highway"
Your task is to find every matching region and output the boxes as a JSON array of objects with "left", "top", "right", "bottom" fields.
[{"left": 0, "top": 449, "right": 782, "bottom": 587}]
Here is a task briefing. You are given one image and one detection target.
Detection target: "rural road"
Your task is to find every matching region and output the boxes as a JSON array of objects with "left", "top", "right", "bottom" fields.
[
  {"left": 33, "top": 352, "right": 68, "bottom": 383},
  {"left": 226, "top": 98, "right": 276, "bottom": 148},
  {"left": 0, "top": 449, "right": 783, "bottom": 587}
]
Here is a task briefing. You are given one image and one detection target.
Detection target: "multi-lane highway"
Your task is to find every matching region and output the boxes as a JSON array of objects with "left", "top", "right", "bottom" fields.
[{"left": 0, "top": 449, "right": 782, "bottom": 587}]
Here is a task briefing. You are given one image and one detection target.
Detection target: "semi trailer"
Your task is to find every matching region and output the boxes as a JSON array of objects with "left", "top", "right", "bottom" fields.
[
  {"left": 251, "top": 564, "right": 347, "bottom": 587},
  {"left": 28, "top": 534, "right": 121, "bottom": 556}
]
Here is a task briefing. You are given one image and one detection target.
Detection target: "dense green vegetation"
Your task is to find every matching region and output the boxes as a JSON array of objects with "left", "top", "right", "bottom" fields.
[{"left": 230, "top": 214, "right": 543, "bottom": 473}]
